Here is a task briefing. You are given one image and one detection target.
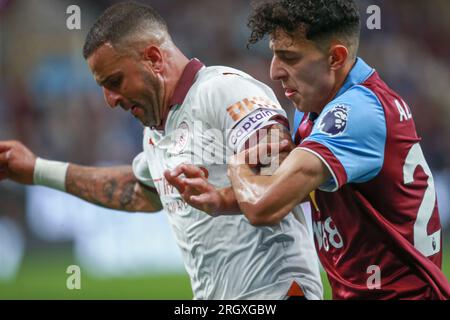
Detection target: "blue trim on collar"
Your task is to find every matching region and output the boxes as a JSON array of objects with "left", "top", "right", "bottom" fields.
[{"left": 335, "top": 57, "right": 375, "bottom": 98}]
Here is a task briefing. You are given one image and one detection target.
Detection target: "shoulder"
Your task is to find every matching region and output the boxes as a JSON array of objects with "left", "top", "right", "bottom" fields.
[
  {"left": 334, "top": 85, "right": 383, "bottom": 113},
  {"left": 194, "top": 66, "right": 278, "bottom": 104},
  {"left": 315, "top": 85, "right": 385, "bottom": 137},
  {"left": 197, "top": 65, "right": 261, "bottom": 87},
  {"left": 339, "top": 85, "right": 385, "bottom": 128},
  {"left": 188, "top": 66, "right": 284, "bottom": 126},
  {"left": 302, "top": 86, "right": 388, "bottom": 188}
]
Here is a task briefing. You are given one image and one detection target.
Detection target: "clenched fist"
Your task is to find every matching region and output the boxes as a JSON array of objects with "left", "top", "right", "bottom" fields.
[{"left": 0, "top": 141, "right": 37, "bottom": 185}]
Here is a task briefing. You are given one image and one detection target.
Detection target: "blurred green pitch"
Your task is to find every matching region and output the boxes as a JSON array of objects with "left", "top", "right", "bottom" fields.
[{"left": 1, "top": 242, "right": 449, "bottom": 300}]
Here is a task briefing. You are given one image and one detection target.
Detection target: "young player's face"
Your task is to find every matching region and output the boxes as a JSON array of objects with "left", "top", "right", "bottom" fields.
[
  {"left": 269, "top": 29, "right": 336, "bottom": 114},
  {"left": 87, "top": 43, "right": 164, "bottom": 127}
]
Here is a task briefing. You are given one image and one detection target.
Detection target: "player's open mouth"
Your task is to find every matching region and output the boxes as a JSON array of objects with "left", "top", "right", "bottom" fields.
[{"left": 284, "top": 88, "right": 298, "bottom": 98}]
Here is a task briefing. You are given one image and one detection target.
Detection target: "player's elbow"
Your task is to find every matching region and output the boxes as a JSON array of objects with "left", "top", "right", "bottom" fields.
[
  {"left": 247, "top": 215, "right": 282, "bottom": 227},
  {"left": 242, "top": 203, "right": 283, "bottom": 227},
  {"left": 132, "top": 198, "right": 163, "bottom": 213}
]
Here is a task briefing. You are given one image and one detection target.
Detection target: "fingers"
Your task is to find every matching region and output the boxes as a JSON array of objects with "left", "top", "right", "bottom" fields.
[
  {"left": 167, "top": 165, "right": 186, "bottom": 178},
  {"left": 279, "top": 139, "right": 293, "bottom": 152},
  {"left": 0, "top": 141, "right": 15, "bottom": 153},
  {"left": 178, "top": 164, "right": 205, "bottom": 179},
  {"left": 184, "top": 177, "right": 210, "bottom": 190},
  {"left": 257, "top": 140, "right": 290, "bottom": 157},
  {"left": 181, "top": 178, "right": 210, "bottom": 202},
  {"left": 189, "top": 193, "right": 213, "bottom": 206},
  {"left": 165, "top": 163, "right": 208, "bottom": 193},
  {"left": 241, "top": 140, "right": 292, "bottom": 167},
  {"left": 180, "top": 178, "right": 213, "bottom": 209},
  {"left": 163, "top": 170, "right": 186, "bottom": 194},
  {"left": 0, "top": 150, "right": 11, "bottom": 166},
  {"left": 165, "top": 168, "right": 220, "bottom": 216},
  {"left": 168, "top": 164, "right": 205, "bottom": 179}
]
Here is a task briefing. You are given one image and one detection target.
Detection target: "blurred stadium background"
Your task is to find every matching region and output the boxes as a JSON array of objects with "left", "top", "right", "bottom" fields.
[{"left": 0, "top": 0, "right": 450, "bottom": 300}]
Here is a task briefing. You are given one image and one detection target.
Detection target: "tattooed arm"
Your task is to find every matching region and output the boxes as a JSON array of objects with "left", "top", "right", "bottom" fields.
[
  {"left": 66, "top": 165, "right": 162, "bottom": 213},
  {"left": 0, "top": 140, "right": 162, "bottom": 213}
]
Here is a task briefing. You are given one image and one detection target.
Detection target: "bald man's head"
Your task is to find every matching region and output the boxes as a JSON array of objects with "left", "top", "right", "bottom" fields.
[{"left": 83, "top": 1, "right": 171, "bottom": 59}]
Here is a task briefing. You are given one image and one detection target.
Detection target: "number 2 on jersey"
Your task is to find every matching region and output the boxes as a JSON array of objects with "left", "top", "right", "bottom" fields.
[{"left": 403, "top": 143, "right": 441, "bottom": 257}]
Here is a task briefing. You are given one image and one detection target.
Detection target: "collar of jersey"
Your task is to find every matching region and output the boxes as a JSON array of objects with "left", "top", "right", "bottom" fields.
[
  {"left": 169, "top": 58, "right": 205, "bottom": 106},
  {"left": 154, "top": 58, "right": 204, "bottom": 131},
  {"left": 334, "top": 57, "right": 375, "bottom": 99}
]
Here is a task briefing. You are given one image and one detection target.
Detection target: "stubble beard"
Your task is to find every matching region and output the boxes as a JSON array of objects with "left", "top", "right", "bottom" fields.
[{"left": 141, "top": 72, "right": 164, "bottom": 128}]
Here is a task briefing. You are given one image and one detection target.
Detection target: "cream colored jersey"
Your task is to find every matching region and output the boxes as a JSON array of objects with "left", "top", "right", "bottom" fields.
[{"left": 132, "top": 60, "right": 322, "bottom": 300}]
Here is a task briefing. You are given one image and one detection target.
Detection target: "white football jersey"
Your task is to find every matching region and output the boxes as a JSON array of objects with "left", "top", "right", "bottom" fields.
[{"left": 132, "top": 59, "right": 322, "bottom": 300}]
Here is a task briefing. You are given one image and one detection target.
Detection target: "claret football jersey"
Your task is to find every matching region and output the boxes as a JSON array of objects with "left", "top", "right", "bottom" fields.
[{"left": 295, "top": 58, "right": 450, "bottom": 299}]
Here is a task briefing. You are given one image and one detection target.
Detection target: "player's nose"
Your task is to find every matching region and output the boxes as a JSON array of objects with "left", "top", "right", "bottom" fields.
[
  {"left": 103, "top": 87, "right": 123, "bottom": 109},
  {"left": 270, "top": 56, "right": 288, "bottom": 81}
]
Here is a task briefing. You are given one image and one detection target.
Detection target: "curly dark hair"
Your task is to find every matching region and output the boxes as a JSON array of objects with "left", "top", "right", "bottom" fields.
[{"left": 248, "top": 0, "right": 360, "bottom": 49}]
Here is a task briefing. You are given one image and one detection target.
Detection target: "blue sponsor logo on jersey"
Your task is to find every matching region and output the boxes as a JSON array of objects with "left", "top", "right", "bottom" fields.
[{"left": 318, "top": 104, "right": 350, "bottom": 137}]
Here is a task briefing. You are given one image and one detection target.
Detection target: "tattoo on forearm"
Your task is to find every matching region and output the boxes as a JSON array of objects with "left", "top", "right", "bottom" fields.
[
  {"left": 66, "top": 165, "right": 161, "bottom": 212},
  {"left": 103, "top": 179, "right": 118, "bottom": 203},
  {"left": 120, "top": 181, "right": 135, "bottom": 209}
]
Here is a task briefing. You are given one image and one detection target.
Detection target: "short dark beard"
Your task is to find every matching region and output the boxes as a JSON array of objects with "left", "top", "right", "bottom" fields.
[{"left": 141, "top": 70, "right": 164, "bottom": 127}]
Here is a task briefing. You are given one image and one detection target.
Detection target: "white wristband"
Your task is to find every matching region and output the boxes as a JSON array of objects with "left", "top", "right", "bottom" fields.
[{"left": 33, "top": 158, "right": 69, "bottom": 192}]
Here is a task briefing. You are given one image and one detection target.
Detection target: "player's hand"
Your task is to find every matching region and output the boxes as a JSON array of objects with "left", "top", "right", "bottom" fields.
[
  {"left": 229, "top": 139, "right": 293, "bottom": 170},
  {"left": 164, "top": 164, "right": 222, "bottom": 216},
  {"left": 0, "top": 140, "right": 37, "bottom": 185}
]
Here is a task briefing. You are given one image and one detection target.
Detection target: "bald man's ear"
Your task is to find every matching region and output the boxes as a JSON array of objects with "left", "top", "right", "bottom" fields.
[
  {"left": 328, "top": 44, "right": 349, "bottom": 71},
  {"left": 143, "top": 45, "right": 164, "bottom": 73}
]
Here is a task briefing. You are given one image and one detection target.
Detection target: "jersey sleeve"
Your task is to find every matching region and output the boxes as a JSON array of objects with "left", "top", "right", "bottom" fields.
[
  {"left": 197, "top": 73, "right": 289, "bottom": 153},
  {"left": 299, "top": 85, "right": 387, "bottom": 192},
  {"left": 131, "top": 152, "right": 156, "bottom": 188}
]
